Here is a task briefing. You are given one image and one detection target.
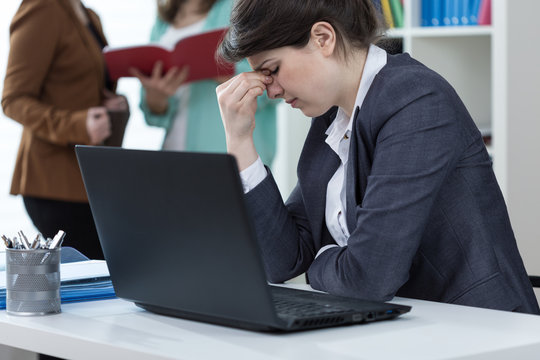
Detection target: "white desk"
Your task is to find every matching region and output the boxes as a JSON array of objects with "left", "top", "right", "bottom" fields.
[{"left": 1, "top": 286, "right": 540, "bottom": 360}]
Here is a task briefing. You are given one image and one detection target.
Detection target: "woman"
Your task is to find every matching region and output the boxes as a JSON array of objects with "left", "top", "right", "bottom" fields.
[
  {"left": 216, "top": 0, "right": 540, "bottom": 313},
  {"left": 132, "top": 0, "right": 277, "bottom": 165},
  {"left": 2, "top": 0, "right": 128, "bottom": 260}
]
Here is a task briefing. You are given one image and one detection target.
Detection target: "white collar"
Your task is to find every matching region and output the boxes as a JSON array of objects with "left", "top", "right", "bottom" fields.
[{"left": 325, "top": 44, "right": 388, "bottom": 154}]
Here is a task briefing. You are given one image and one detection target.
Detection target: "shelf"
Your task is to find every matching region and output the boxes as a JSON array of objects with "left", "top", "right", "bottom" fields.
[
  {"left": 409, "top": 25, "right": 493, "bottom": 37},
  {"left": 386, "top": 25, "right": 493, "bottom": 38},
  {"left": 385, "top": 28, "right": 407, "bottom": 39}
]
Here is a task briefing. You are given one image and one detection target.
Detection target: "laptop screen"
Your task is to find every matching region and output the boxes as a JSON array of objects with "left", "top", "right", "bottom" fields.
[{"left": 76, "top": 146, "right": 278, "bottom": 324}]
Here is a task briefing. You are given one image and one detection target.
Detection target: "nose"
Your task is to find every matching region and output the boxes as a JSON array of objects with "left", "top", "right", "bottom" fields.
[{"left": 266, "top": 79, "right": 283, "bottom": 99}]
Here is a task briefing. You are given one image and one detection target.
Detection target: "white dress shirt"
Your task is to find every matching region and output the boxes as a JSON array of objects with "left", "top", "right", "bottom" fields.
[{"left": 240, "top": 44, "right": 387, "bottom": 256}]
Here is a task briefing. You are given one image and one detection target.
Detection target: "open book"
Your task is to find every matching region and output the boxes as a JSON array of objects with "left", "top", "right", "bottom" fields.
[{"left": 103, "top": 27, "right": 234, "bottom": 83}]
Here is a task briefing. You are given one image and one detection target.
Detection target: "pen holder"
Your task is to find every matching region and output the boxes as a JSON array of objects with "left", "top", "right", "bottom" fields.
[{"left": 5, "top": 248, "right": 61, "bottom": 316}]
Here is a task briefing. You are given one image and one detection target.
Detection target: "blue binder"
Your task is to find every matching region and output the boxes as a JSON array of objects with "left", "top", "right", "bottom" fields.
[
  {"left": 421, "top": 0, "right": 432, "bottom": 26},
  {"left": 443, "top": 0, "right": 452, "bottom": 26},
  {"left": 469, "top": 0, "right": 482, "bottom": 25},
  {"left": 431, "top": 0, "right": 442, "bottom": 26}
]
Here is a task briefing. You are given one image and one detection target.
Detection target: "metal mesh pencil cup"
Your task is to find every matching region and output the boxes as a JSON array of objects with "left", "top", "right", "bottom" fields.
[{"left": 6, "top": 248, "right": 61, "bottom": 316}]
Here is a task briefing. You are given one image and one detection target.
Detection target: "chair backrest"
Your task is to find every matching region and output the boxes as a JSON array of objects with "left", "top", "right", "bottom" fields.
[
  {"left": 529, "top": 276, "right": 540, "bottom": 288},
  {"left": 61, "top": 247, "right": 89, "bottom": 263}
]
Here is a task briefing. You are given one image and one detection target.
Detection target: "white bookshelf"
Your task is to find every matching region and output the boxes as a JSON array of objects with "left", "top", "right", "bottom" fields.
[{"left": 387, "top": 1, "right": 493, "bottom": 150}]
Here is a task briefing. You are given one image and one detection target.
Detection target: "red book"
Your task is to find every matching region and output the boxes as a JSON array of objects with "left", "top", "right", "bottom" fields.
[{"left": 103, "top": 27, "right": 234, "bottom": 83}]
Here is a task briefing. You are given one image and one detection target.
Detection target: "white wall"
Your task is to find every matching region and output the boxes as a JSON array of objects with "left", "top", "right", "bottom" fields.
[{"left": 497, "top": 0, "right": 540, "bottom": 298}]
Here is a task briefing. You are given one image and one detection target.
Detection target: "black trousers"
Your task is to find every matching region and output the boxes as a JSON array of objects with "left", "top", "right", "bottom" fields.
[{"left": 23, "top": 196, "right": 104, "bottom": 260}]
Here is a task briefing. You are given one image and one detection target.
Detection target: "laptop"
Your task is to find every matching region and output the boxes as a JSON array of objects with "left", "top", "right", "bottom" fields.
[{"left": 75, "top": 146, "right": 411, "bottom": 332}]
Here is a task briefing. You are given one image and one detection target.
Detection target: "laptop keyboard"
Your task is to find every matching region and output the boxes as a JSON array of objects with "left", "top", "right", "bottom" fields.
[{"left": 274, "top": 298, "right": 354, "bottom": 318}]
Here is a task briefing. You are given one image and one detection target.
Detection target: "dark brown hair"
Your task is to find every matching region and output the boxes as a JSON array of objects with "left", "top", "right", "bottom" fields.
[
  {"left": 218, "top": 0, "right": 385, "bottom": 63},
  {"left": 157, "top": 0, "right": 218, "bottom": 24}
]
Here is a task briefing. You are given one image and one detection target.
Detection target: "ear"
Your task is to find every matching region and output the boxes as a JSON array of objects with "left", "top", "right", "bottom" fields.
[{"left": 310, "top": 21, "right": 336, "bottom": 57}]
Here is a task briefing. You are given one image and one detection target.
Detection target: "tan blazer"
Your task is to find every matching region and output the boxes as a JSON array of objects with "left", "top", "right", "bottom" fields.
[{"left": 2, "top": 0, "right": 113, "bottom": 202}]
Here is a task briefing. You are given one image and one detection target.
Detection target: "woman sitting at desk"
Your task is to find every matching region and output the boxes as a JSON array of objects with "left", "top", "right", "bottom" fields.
[{"left": 215, "top": 0, "right": 540, "bottom": 313}]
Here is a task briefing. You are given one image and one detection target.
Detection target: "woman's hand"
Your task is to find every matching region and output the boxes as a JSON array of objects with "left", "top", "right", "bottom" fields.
[
  {"left": 102, "top": 89, "right": 129, "bottom": 112},
  {"left": 86, "top": 107, "right": 111, "bottom": 145},
  {"left": 216, "top": 71, "right": 272, "bottom": 170},
  {"left": 130, "top": 61, "right": 189, "bottom": 114}
]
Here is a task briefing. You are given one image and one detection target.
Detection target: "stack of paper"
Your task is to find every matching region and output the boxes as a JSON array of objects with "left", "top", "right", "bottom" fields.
[{"left": 0, "top": 260, "right": 116, "bottom": 309}]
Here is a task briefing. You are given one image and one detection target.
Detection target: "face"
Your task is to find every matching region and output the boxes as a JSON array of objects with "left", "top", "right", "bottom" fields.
[{"left": 247, "top": 40, "right": 342, "bottom": 118}]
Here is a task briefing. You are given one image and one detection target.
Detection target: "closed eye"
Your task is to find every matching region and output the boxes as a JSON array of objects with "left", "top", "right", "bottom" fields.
[{"left": 270, "top": 66, "right": 279, "bottom": 75}]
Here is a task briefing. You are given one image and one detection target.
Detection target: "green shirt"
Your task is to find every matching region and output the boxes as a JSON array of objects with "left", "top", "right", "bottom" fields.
[{"left": 139, "top": 0, "right": 278, "bottom": 166}]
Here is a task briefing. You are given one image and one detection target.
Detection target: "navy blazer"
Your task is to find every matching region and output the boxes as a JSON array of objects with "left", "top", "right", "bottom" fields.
[{"left": 245, "top": 52, "right": 540, "bottom": 314}]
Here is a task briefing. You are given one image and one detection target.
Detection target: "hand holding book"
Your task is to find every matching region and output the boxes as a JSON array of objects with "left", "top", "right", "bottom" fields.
[
  {"left": 103, "top": 27, "right": 234, "bottom": 84},
  {"left": 129, "top": 61, "right": 189, "bottom": 114}
]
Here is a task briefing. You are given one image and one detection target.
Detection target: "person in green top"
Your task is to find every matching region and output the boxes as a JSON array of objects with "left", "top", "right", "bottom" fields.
[{"left": 131, "top": 0, "right": 278, "bottom": 166}]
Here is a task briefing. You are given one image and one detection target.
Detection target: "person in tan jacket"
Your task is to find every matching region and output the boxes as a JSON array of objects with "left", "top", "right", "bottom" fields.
[{"left": 2, "top": 0, "right": 128, "bottom": 260}]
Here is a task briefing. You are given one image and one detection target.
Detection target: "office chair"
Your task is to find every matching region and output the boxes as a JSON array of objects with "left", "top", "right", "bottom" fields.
[{"left": 61, "top": 246, "right": 89, "bottom": 263}]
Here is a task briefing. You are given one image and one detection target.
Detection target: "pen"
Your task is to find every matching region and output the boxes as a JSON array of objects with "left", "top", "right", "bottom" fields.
[
  {"left": 18, "top": 231, "right": 31, "bottom": 249},
  {"left": 45, "top": 237, "right": 53, "bottom": 249},
  {"left": 49, "top": 230, "right": 65, "bottom": 249},
  {"left": 30, "top": 234, "right": 40, "bottom": 249},
  {"left": 39, "top": 235, "right": 47, "bottom": 249},
  {"left": 2, "top": 235, "right": 12, "bottom": 248}
]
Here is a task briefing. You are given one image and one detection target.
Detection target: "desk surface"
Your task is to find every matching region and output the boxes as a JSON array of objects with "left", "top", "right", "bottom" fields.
[{"left": 1, "top": 285, "right": 540, "bottom": 360}]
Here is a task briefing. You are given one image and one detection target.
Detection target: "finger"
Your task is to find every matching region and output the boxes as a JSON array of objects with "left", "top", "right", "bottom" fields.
[
  {"left": 151, "top": 61, "right": 164, "bottom": 79},
  {"left": 90, "top": 107, "right": 107, "bottom": 119},
  {"left": 232, "top": 71, "right": 269, "bottom": 85},
  {"left": 162, "top": 66, "right": 181, "bottom": 85},
  {"left": 237, "top": 86, "right": 265, "bottom": 106},
  {"left": 173, "top": 66, "right": 189, "bottom": 87},
  {"left": 163, "top": 67, "right": 189, "bottom": 91},
  {"left": 129, "top": 67, "right": 149, "bottom": 83},
  {"left": 104, "top": 97, "right": 123, "bottom": 107},
  {"left": 229, "top": 77, "right": 267, "bottom": 103},
  {"left": 114, "top": 96, "right": 128, "bottom": 110},
  {"left": 98, "top": 114, "right": 111, "bottom": 130},
  {"left": 217, "top": 72, "right": 264, "bottom": 102},
  {"left": 102, "top": 89, "right": 115, "bottom": 99},
  {"left": 224, "top": 73, "right": 270, "bottom": 100}
]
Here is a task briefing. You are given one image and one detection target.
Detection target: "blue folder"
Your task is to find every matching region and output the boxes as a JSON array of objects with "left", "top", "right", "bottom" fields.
[{"left": 0, "top": 248, "right": 116, "bottom": 309}]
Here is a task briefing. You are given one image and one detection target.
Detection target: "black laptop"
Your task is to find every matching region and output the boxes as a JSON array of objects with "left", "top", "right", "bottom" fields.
[{"left": 75, "top": 146, "right": 411, "bottom": 332}]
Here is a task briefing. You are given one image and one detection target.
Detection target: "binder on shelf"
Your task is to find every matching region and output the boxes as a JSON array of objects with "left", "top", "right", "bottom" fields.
[
  {"left": 478, "top": 0, "right": 491, "bottom": 25},
  {"left": 469, "top": 0, "right": 482, "bottom": 25},
  {"left": 430, "top": 0, "right": 442, "bottom": 26},
  {"left": 451, "top": 0, "right": 461, "bottom": 26},
  {"left": 421, "top": 0, "right": 432, "bottom": 26},
  {"left": 389, "top": 0, "right": 404, "bottom": 28},
  {"left": 420, "top": 0, "right": 488, "bottom": 28},
  {"left": 461, "top": 0, "right": 471, "bottom": 26},
  {"left": 381, "top": 0, "right": 395, "bottom": 28},
  {"left": 443, "top": 0, "right": 452, "bottom": 26},
  {"left": 0, "top": 260, "right": 116, "bottom": 309}
]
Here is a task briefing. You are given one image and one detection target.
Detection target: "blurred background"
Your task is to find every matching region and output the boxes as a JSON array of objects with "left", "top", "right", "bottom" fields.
[
  {"left": 0, "top": 0, "right": 310, "bottom": 238},
  {"left": 0, "top": 1, "right": 160, "bottom": 236}
]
